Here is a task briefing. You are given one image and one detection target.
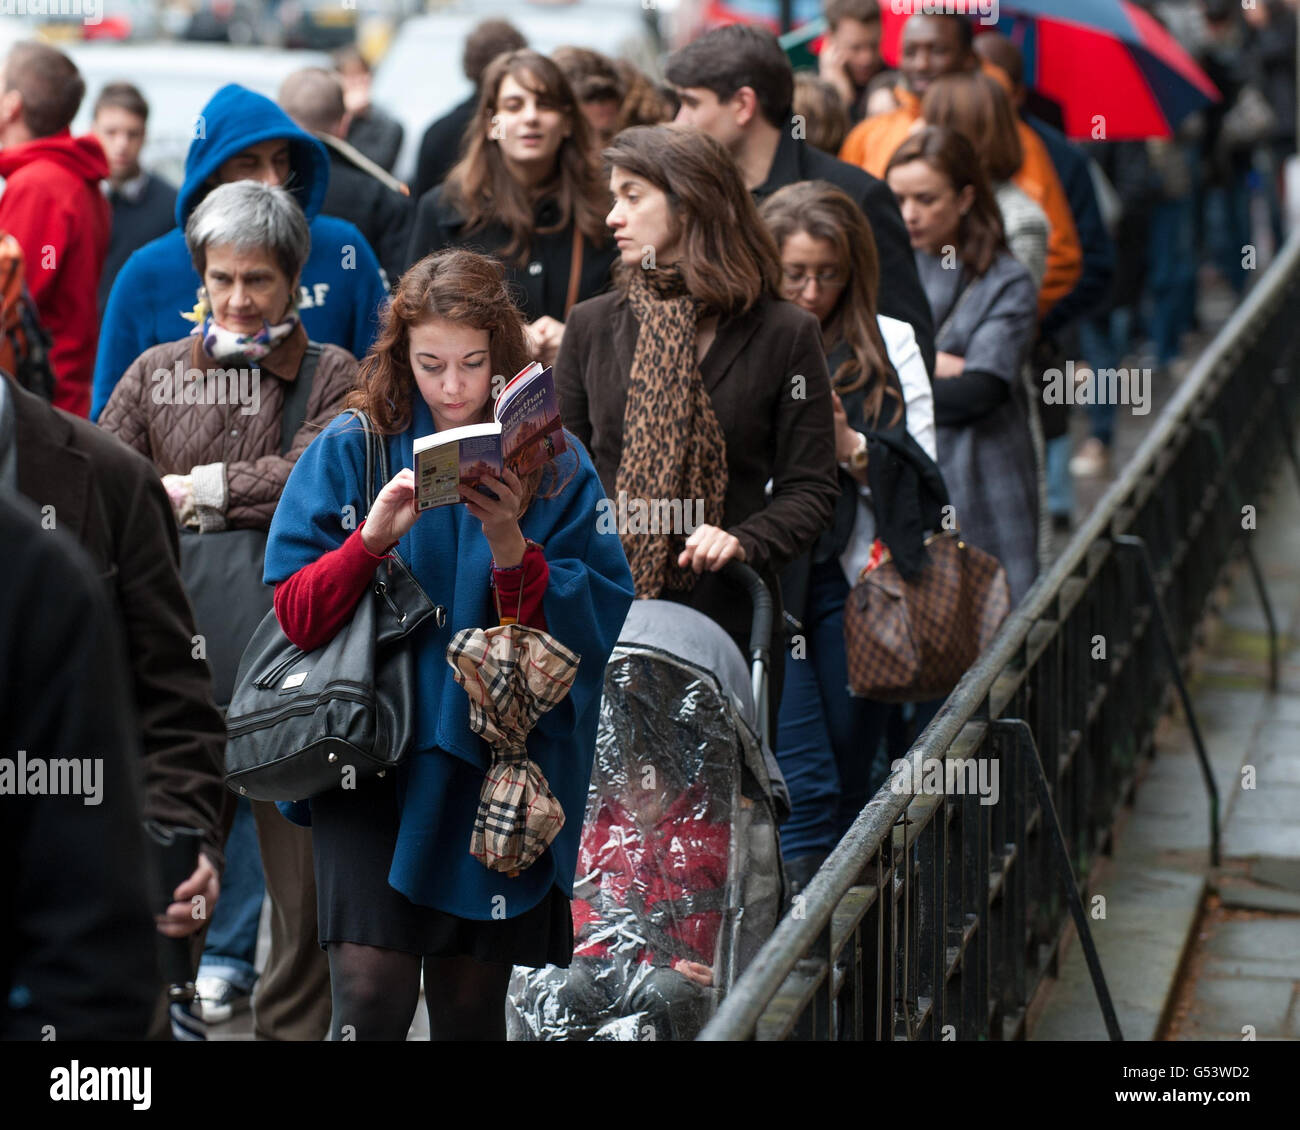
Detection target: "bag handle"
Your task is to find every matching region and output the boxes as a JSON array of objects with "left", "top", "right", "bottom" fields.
[
  {"left": 279, "top": 340, "right": 321, "bottom": 455},
  {"left": 345, "top": 407, "right": 388, "bottom": 518}
]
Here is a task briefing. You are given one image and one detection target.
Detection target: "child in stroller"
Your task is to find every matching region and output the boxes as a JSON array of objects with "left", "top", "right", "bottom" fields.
[
  {"left": 508, "top": 573, "right": 787, "bottom": 1041},
  {"left": 516, "top": 754, "right": 734, "bottom": 1041}
]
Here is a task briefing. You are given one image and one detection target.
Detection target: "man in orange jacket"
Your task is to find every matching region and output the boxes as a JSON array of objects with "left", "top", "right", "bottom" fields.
[{"left": 839, "top": 13, "right": 1080, "bottom": 319}]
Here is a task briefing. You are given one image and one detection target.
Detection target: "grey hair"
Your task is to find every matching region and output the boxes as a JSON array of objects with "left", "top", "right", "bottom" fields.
[{"left": 185, "top": 181, "right": 311, "bottom": 284}]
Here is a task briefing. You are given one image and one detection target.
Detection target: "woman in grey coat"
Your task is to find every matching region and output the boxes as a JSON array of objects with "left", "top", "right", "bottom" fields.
[{"left": 886, "top": 126, "right": 1040, "bottom": 604}]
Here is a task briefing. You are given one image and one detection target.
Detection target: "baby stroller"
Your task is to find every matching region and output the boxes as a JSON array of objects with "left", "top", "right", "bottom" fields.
[{"left": 508, "top": 563, "right": 789, "bottom": 1040}]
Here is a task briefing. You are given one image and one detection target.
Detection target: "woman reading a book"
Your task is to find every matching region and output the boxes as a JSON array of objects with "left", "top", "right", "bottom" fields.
[
  {"left": 554, "top": 125, "right": 841, "bottom": 732},
  {"left": 263, "top": 248, "right": 635, "bottom": 1040},
  {"left": 405, "top": 49, "right": 617, "bottom": 369}
]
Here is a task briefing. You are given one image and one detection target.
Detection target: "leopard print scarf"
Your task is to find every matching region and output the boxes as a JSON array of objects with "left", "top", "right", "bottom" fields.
[{"left": 615, "top": 265, "right": 729, "bottom": 598}]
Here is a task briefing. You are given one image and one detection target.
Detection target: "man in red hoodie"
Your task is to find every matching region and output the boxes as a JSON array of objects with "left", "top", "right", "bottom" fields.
[{"left": 0, "top": 42, "right": 109, "bottom": 417}]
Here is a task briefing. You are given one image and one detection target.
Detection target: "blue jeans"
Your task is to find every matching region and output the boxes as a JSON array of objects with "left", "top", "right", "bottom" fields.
[
  {"left": 1147, "top": 194, "right": 1198, "bottom": 364},
  {"left": 1078, "top": 311, "right": 1130, "bottom": 447},
  {"left": 198, "top": 796, "right": 264, "bottom": 992},
  {"left": 774, "top": 559, "right": 890, "bottom": 859},
  {"left": 1047, "top": 435, "right": 1073, "bottom": 517}
]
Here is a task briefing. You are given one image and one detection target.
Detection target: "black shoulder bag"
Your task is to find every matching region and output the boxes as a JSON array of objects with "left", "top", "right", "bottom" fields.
[{"left": 223, "top": 411, "right": 443, "bottom": 802}]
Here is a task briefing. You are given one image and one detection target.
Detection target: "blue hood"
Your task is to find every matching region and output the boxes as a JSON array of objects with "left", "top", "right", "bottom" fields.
[{"left": 177, "top": 84, "right": 329, "bottom": 226}]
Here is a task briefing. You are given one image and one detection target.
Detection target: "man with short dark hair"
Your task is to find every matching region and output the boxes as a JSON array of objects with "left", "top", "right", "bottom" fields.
[
  {"left": 665, "top": 23, "right": 935, "bottom": 374},
  {"left": 819, "top": 0, "right": 888, "bottom": 122},
  {"left": 839, "top": 16, "right": 1082, "bottom": 322},
  {"left": 280, "top": 66, "right": 412, "bottom": 283},
  {"left": 412, "top": 18, "right": 528, "bottom": 200},
  {"left": 838, "top": 11, "right": 976, "bottom": 174},
  {"left": 92, "top": 82, "right": 177, "bottom": 315},
  {"left": 0, "top": 42, "right": 109, "bottom": 417}
]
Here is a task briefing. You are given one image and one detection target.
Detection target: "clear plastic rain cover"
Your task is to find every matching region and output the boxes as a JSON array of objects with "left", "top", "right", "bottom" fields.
[{"left": 507, "top": 644, "right": 782, "bottom": 1041}]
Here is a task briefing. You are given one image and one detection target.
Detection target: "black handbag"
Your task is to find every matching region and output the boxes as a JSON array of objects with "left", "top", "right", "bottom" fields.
[
  {"left": 179, "top": 343, "right": 320, "bottom": 708},
  {"left": 223, "top": 410, "right": 444, "bottom": 801}
]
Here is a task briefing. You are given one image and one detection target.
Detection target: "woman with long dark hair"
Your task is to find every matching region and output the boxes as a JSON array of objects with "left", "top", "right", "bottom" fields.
[
  {"left": 886, "top": 125, "right": 1040, "bottom": 603},
  {"left": 264, "top": 248, "right": 635, "bottom": 1040},
  {"left": 758, "top": 180, "right": 937, "bottom": 885},
  {"left": 406, "top": 49, "right": 616, "bottom": 368},
  {"left": 555, "top": 125, "right": 840, "bottom": 730}
]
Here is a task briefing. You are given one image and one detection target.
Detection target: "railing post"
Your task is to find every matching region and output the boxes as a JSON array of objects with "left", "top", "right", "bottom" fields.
[
  {"left": 1114, "top": 534, "right": 1222, "bottom": 866},
  {"left": 992, "top": 720, "right": 1123, "bottom": 1041},
  {"left": 1195, "top": 418, "right": 1280, "bottom": 692}
]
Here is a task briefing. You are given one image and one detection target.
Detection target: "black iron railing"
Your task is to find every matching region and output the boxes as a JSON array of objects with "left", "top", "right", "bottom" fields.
[{"left": 700, "top": 232, "right": 1300, "bottom": 1041}]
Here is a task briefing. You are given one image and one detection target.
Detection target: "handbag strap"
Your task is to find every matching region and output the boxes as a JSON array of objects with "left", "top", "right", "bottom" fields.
[
  {"left": 279, "top": 341, "right": 321, "bottom": 455},
  {"left": 935, "top": 272, "right": 977, "bottom": 344},
  {"left": 344, "top": 407, "right": 389, "bottom": 518},
  {"left": 563, "top": 224, "right": 584, "bottom": 318}
]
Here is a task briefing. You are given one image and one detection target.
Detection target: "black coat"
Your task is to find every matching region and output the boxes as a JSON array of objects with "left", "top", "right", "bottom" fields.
[
  {"left": 321, "top": 140, "right": 413, "bottom": 284},
  {"left": 9, "top": 375, "right": 228, "bottom": 871},
  {"left": 100, "top": 172, "right": 176, "bottom": 315},
  {"left": 407, "top": 186, "right": 618, "bottom": 323},
  {"left": 0, "top": 492, "right": 162, "bottom": 1039},
  {"left": 345, "top": 106, "right": 404, "bottom": 174},
  {"left": 780, "top": 347, "right": 948, "bottom": 628},
  {"left": 413, "top": 94, "right": 477, "bottom": 202},
  {"left": 752, "top": 120, "right": 937, "bottom": 377}
]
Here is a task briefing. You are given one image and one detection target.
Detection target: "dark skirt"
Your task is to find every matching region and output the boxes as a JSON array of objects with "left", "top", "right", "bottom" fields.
[{"left": 309, "top": 770, "right": 575, "bottom": 969}]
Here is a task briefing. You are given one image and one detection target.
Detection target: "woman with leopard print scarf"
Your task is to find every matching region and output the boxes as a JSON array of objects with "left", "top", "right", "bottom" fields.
[{"left": 555, "top": 125, "right": 841, "bottom": 730}]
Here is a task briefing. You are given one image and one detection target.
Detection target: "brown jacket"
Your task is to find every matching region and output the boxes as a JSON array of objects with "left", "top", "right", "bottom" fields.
[
  {"left": 98, "top": 324, "right": 359, "bottom": 532},
  {"left": 555, "top": 289, "right": 838, "bottom": 644},
  {"left": 9, "top": 374, "right": 228, "bottom": 870}
]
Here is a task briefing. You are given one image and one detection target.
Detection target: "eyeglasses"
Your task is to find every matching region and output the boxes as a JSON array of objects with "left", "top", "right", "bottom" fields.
[{"left": 781, "top": 267, "right": 847, "bottom": 291}]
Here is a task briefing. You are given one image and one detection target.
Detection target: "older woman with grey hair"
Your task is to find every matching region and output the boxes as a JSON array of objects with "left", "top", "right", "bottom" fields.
[
  {"left": 101, "top": 179, "right": 358, "bottom": 535},
  {"left": 99, "top": 179, "right": 360, "bottom": 1033}
]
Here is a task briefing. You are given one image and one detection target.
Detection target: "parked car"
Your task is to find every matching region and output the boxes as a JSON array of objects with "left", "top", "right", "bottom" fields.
[
  {"left": 65, "top": 41, "right": 331, "bottom": 187},
  {"left": 371, "top": 0, "right": 663, "bottom": 185}
]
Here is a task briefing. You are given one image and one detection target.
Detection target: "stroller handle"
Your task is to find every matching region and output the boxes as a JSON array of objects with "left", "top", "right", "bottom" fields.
[
  {"left": 719, "top": 561, "right": 773, "bottom": 748},
  {"left": 719, "top": 560, "right": 773, "bottom": 663}
]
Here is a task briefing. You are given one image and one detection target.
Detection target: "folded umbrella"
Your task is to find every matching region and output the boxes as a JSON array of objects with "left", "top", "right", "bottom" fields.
[{"left": 447, "top": 624, "right": 581, "bottom": 875}]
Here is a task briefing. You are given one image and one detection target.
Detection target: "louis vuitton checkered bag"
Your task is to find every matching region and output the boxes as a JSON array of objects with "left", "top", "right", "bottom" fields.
[{"left": 843, "top": 531, "right": 1010, "bottom": 703}]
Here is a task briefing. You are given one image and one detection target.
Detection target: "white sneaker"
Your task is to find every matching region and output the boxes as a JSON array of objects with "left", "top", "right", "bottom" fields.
[
  {"left": 194, "top": 975, "right": 251, "bottom": 1024},
  {"left": 1069, "top": 438, "right": 1111, "bottom": 478}
]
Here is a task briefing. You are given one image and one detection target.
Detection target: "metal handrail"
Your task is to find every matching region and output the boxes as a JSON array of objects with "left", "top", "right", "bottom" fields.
[{"left": 701, "top": 230, "right": 1300, "bottom": 1041}]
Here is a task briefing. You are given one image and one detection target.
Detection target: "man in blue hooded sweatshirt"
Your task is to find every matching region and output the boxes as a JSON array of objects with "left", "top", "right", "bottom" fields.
[{"left": 90, "top": 83, "right": 388, "bottom": 421}]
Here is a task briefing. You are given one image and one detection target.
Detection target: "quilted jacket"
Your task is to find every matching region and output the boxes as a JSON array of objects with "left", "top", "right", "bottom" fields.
[{"left": 98, "top": 323, "right": 357, "bottom": 532}]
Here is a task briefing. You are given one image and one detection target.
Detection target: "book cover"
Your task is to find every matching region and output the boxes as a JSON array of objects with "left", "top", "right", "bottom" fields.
[{"left": 411, "top": 364, "right": 565, "bottom": 511}]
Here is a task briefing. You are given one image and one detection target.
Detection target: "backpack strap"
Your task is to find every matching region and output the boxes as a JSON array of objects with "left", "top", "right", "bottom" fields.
[{"left": 279, "top": 341, "right": 322, "bottom": 456}]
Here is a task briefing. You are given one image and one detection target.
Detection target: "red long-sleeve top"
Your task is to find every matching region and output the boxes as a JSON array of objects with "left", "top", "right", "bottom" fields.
[{"left": 274, "top": 521, "right": 549, "bottom": 651}]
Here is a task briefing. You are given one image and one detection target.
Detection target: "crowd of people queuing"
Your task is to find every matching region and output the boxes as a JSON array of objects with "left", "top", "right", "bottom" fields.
[{"left": 0, "top": 0, "right": 1286, "bottom": 1041}]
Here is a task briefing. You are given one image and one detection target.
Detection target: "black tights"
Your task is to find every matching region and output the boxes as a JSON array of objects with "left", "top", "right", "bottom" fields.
[{"left": 327, "top": 942, "right": 512, "bottom": 1041}]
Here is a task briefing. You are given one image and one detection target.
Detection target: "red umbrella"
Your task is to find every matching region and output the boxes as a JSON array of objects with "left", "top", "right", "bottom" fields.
[{"left": 871, "top": 1, "right": 1220, "bottom": 140}]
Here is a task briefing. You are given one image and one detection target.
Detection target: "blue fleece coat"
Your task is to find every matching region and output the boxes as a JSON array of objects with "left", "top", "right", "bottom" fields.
[
  {"left": 263, "top": 405, "right": 636, "bottom": 920},
  {"left": 90, "top": 84, "right": 389, "bottom": 421}
]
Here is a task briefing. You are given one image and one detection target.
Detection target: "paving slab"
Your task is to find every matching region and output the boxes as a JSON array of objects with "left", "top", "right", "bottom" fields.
[
  {"left": 1185, "top": 977, "right": 1298, "bottom": 1039},
  {"left": 1030, "top": 867, "right": 1205, "bottom": 1041}
]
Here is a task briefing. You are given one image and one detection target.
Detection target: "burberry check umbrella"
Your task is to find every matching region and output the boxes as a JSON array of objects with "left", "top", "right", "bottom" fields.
[{"left": 447, "top": 624, "right": 581, "bottom": 875}]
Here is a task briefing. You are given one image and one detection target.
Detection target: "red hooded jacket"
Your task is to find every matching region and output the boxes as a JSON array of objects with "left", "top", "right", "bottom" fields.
[{"left": 0, "top": 132, "right": 109, "bottom": 416}]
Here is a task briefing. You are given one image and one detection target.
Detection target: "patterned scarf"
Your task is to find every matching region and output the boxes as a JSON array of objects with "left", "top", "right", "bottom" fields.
[
  {"left": 182, "top": 289, "right": 299, "bottom": 363},
  {"left": 615, "top": 266, "right": 729, "bottom": 598}
]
